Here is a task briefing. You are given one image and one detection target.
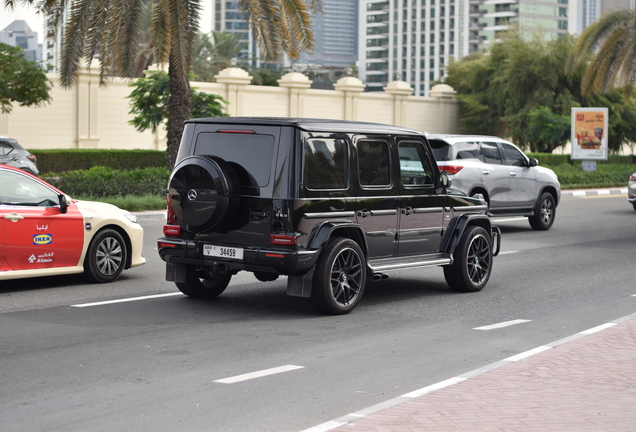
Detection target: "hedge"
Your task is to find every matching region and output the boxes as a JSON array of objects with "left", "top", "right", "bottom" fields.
[
  {"left": 29, "top": 149, "right": 166, "bottom": 173},
  {"left": 528, "top": 153, "right": 636, "bottom": 167}
]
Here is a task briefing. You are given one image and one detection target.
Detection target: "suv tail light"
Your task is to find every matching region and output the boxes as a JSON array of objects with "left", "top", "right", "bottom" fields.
[
  {"left": 27, "top": 154, "right": 37, "bottom": 163},
  {"left": 630, "top": 174, "right": 636, "bottom": 181},
  {"left": 164, "top": 193, "right": 181, "bottom": 237},
  {"left": 270, "top": 234, "right": 296, "bottom": 246},
  {"left": 440, "top": 165, "right": 464, "bottom": 175}
]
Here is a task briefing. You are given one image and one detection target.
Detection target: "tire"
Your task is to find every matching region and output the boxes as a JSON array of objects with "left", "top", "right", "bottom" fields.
[
  {"left": 528, "top": 192, "right": 556, "bottom": 230},
  {"left": 84, "top": 229, "right": 127, "bottom": 283},
  {"left": 444, "top": 226, "right": 492, "bottom": 292},
  {"left": 168, "top": 156, "right": 241, "bottom": 234},
  {"left": 632, "top": 202, "right": 636, "bottom": 212},
  {"left": 176, "top": 266, "right": 232, "bottom": 298},
  {"left": 311, "top": 238, "right": 366, "bottom": 315}
]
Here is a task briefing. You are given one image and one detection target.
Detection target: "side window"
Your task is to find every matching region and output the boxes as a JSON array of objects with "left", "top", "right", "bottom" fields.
[
  {"left": 357, "top": 140, "right": 390, "bottom": 187},
  {"left": 304, "top": 138, "right": 348, "bottom": 190},
  {"left": 479, "top": 142, "right": 503, "bottom": 165},
  {"left": 0, "top": 142, "right": 12, "bottom": 156},
  {"left": 501, "top": 143, "right": 527, "bottom": 167},
  {"left": 0, "top": 170, "right": 59, "bottom": 206},
  {"left": 398, "top": 141, "right": 434, "bottom": 186},
  {"left": 453, "top": 142, "right": 479, "bottom": 160}
]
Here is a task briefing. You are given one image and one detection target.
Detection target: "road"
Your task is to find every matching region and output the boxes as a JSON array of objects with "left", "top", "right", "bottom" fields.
[{"left": 1, "top": 193, "right": 635, "bottom": 431}]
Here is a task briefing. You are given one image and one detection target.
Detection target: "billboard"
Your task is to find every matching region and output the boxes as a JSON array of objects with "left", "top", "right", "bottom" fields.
[{"left": 571, "top": 107, "right": 608, "bottom": 160}]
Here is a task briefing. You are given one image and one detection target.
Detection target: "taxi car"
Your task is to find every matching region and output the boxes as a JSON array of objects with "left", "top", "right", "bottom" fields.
[{"left": 0, "top": 165, "right": 145, "bottom": 282}]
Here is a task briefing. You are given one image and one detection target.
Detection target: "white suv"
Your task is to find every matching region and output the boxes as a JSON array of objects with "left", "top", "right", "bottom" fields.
[{"left": 428, "top": 134, "right": 561, "bottom": 230}]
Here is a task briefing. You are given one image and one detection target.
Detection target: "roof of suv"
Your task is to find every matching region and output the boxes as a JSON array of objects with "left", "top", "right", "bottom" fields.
[
  {"left": 187, "top": 117, "right": 424, "bottom": 136},
  {"left": 426, "top": 134, "right": 510, "bottom": 144}
]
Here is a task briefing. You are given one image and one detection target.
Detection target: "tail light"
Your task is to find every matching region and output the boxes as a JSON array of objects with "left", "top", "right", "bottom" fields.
[
  {"left": 440, "top": 165, "right": 464, "bottom": 175},
  {"left": 163, "top": 193, "right": 181, "bottom": 237},
  {"left": 27, "top": 154, "right": 37, "bottom": 163},
  {"left": 270, "top": 234, "right": 296, "bottom": 246},
  {"left": 630, "top": 174, "right": 636, "bottom": 181}
]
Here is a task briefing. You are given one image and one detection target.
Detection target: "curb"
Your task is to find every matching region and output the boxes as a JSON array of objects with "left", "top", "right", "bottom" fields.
[
  {"left": 301, "top": 310, "right": 636, "bottom": 432},
  {"left": 562, "top": 187, "right": 627, "bottom": 196}
]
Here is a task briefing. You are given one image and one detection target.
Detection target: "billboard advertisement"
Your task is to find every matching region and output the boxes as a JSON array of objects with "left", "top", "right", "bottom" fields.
[{"left": 571, "top": 107, "right": 608, "bottom": 160}]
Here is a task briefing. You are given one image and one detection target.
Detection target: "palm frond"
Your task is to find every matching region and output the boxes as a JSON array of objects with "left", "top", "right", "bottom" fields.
[
  {"left": 150, "top": 0, "right": 171, "bottom": 65},
  {"left": 59, "top": 0, "right": 95, "bottom": 87}
]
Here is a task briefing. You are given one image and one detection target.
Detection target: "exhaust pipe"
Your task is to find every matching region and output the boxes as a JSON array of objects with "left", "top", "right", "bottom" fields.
[{"left": 371, "top": 273, "right": 389, "bottom": 281}]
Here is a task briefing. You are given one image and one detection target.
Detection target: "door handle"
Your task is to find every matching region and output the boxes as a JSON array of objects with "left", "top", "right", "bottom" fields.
[
  {"left": 357, "top": 209, "right": 370, "bottom": 218},
  {"left": 482, "top": 170, "right": 490, "bottom": 175},
  {"left": 509, "top": 172, "right": 517, "bottom": 176},
  {"left": 5, "top": 212, "right": 25, "bottom": 222}
]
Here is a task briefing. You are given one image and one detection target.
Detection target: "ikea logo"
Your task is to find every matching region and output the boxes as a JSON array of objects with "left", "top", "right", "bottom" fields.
[{"left": 33, "top": 234, "right": 52, "bottom": 245}]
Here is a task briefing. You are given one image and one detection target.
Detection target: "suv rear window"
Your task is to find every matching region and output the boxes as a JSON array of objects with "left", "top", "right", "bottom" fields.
[
  {"left": 194, "top": 132, "right": 275, "bottom": 187},
  {"left": 429, "top": 139, "right": 479, "bottom": 161}
]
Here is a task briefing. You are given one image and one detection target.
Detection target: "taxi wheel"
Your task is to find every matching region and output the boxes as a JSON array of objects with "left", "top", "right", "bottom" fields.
[
  {"left": 176, "top": 266, "right": 232, "bottom": 298},
  {"left": 84, "top": 229, "right": 127, "bottom": 283}
]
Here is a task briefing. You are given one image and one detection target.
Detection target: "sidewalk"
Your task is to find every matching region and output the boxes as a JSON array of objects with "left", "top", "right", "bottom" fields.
[{"left": 305, "top": 312, "right": 636, "bottom": 432}]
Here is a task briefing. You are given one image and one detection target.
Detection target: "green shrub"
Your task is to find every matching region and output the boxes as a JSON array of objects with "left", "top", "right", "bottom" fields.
[
  {"left": 528, "top": 153, "right": 636, "bottom": 167},
  {"left": 29, "top": 149, "right": 166, "bottom": 173},
  {"left": 42, "top": 166, "right": 170, "bottom": 197},
  {"left": 551, "top": 164, "right": 635, "bottom": 188},
  {"left": 73, "top": 194, "right": 167, "bottom": 212}
]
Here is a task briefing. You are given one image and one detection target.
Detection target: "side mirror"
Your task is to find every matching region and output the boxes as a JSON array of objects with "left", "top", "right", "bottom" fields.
[
  {"left": 58, "top": 194, "right": 68, "bottom": 214},
  {"left": 529, "top": 158, "right": 539, "bottom": 167},
  {"left": 438, "top": 172, "right": 452, "bottom": 189}
]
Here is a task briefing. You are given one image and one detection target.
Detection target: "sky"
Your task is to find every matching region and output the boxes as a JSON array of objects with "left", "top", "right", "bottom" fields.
[{"left": 1, "top": 2, "right": 213, "bottom": 44}]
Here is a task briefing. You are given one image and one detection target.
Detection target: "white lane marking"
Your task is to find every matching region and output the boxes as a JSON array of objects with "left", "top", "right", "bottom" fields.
[
  {"left": 504, "top": 346, "right": 552, "bottom": 362},
  {"left": 402, "top": 377, "right": 466, "bottom": 398},
  {"left": 214, "top": 365, "right": 304, "bottom": 384},
  {"left": 71, "top": 292, "right": 183, "bottom": 307},
  {"left": 580, "top": 322, "right": 616, "bottom": 334},
  {"left": 473, "top": 319, "right": 531, "bottom": 330},
  {"left": 497, "top": 250, "right": 520, "bottom": 255},
  {"left": 492, "top": 217, "right": 526, "bottom": 222}
]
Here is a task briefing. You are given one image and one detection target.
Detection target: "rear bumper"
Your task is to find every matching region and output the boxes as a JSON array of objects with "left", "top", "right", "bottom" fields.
[{"left": 157, "top": 237, "right": 320, "bottom": 275}]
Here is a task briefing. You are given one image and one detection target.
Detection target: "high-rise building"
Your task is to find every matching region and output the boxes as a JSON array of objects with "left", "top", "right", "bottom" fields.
[
  {"left": 211, "top": 1, "right": 260, "bottom": 65},
  {"left": 0, "top": 20, "right": 42, "bottom": 63},
  {"left": 359, "top": 0, "right": 573, "bottom": 96}
]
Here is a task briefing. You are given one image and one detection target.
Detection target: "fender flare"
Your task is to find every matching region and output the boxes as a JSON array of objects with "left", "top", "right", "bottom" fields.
[
  {"left": 306, "top": 220, "right": 369, "bottom": 256},
  {"left": 441, "top": 213, "right": 499, "bottom": 256}
]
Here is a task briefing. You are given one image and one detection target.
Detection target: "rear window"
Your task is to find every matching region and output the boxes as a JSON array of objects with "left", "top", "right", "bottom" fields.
[
  {"left": 194, "top": 132, "right": 275, "bottom": 187},
  {"left": 429, "top": 139, "right": 479, "bottom": 161}
]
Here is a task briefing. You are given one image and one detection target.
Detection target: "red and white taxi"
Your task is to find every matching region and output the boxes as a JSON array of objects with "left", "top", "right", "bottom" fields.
[{"left": 0, "top": 165, "right": 145, "bottom": 282}]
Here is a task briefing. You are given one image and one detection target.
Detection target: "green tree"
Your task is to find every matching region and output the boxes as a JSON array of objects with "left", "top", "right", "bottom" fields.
[
  {"left": 127, "top": 71, "right": 227, "bottom": 133},
  {"left": 567, "top": 9, "right": 636, "bottom": 96},
  {"left": 0, "top": 42, "right": 52, "bottom": 113},
  {"left": 444, "top": 31, "right": 636, "bottom": 153},
  {"left": 5, "top": 0, "right": 321, "bottom": 168}
]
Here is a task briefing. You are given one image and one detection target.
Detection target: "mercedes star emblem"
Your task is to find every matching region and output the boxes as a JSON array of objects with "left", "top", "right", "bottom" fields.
[{"left": 187, "top": 189, "right": 198, "bottom": 201}]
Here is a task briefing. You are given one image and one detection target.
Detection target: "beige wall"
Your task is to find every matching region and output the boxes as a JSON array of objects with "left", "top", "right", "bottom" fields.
[{"left": 0, "top": 65, "right": 461, "bottom": 150}]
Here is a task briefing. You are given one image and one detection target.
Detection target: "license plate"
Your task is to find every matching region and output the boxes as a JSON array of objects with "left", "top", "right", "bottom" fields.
[{"left": 203, "top": 245, "right": 244, "bottom": 260}]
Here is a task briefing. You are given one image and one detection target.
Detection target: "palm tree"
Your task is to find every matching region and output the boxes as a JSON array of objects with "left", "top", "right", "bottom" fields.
[
  {"left": 4, "top": 0, "right": 322, "bottom": 168},
  {"left": 567, "top": 9, "right": 636, "bottom": 96}
]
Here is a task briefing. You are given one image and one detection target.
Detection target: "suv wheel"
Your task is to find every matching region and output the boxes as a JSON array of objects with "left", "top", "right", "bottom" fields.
[
  {"left": 168, "top": 156, "right": 241, "bottom": 234},
  {"left": 311, "top": 238, "right": 366, "bottom": 315},
  {"left": 176, "top": 266, "right": 232, "bottom": 298},
  {"left": 528, "top": 192, "right": 555, "bottom": 230},
  {"left": 444, "top": 226, "right": 492, "bottom": 292}
]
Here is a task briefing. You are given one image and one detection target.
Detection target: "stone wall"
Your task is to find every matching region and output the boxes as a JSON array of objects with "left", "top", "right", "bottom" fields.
[{"left": 0, "top": 64, "right": 461, "bottom": 150}]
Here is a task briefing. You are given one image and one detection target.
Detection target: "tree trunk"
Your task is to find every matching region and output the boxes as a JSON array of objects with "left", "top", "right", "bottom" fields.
[{"left": 166, "top": 55, "right": 192, "bottom": 170}]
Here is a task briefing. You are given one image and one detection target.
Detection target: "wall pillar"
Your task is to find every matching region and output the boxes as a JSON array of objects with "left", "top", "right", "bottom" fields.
[
  {"left": 214, "top": 67, "right": 253, "bottom": 116},
  {"left": 278, "top": 73, "right": 312, "bottom": 117},
  {"left": 334, "top": 76, "right": 365, "bottom": 121},
  {"left": 383, "top": 80, "right": 414, "bottom": 126},
  {"left": 430, "top": 84, "right": 458, "bottom": 134},
  {"left": 76, "top": 59, "right": 101, "bottom": 148}
]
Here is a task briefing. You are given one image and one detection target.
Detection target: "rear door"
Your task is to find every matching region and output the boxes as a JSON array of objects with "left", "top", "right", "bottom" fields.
[
  {"left": 0, "top": 170, "right": 84, "bottom": 272},
  {"left": 354, "top": 136, "right": 398, "bottom": 259},
  {"left": 478, "top": 141, "right": 510, "bottom": 209},
  {"left": 397, "top": 139, "right": 445, "bottom": 256}
]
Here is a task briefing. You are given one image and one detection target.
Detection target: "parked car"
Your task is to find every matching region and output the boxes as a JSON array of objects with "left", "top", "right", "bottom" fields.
[
  {"left": 0, "top": 136, "right": 39, "bottom": 176},
  {"left": 157, "top": 118, "right": 500, "bottom": 315},
  {"left": 0, "top": 165, "right": 145, "bottom": 283},
  {"left": 428, "top": 134, "right": 561, "bottom": 230},
  {"left": 628, "top": 173, "right": 636, "bottom": 211}
]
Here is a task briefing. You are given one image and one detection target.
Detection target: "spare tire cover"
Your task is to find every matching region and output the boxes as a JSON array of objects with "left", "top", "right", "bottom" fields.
[{"left": 168, "top": 156, "right": 240, "bottom": 233}]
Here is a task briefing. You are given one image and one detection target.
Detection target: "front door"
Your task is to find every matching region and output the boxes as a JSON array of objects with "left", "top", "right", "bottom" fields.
[
  {"left": 397, "top": 140, "right": 445, "bottom": 256},
  {"left": 500, "top": 142, "right": 536, "bottom": 208},
  {"left": 0, "top": 170, "right": 84, "bottom": 272}
]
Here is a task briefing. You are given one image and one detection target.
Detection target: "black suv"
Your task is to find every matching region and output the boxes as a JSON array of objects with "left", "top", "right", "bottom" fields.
[{"left": 158, "top": 118, "right": 500, "bottom": 314}]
